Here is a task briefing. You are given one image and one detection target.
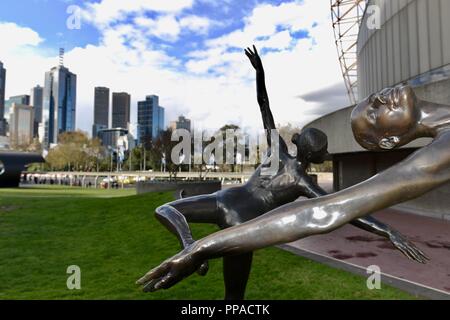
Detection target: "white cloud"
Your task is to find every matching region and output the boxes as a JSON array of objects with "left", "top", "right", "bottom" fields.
[
  {"left": 179, "top": 15, "right": 211, "bottom": 34},
  {"left": 0, "top": 22, "right": 44, "bottom": 50},
  {"left": 0, "top": 22, "right": 54, "bottom": 98},
  {"left": 82, "top": 0, "right": 194, "bottom": 26}
]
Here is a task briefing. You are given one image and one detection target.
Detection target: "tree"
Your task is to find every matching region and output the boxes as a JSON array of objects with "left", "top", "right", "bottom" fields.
[
  {"left": 45, "top": 131, "right": 106, "bottom": 171},
  {"left": 148, "top": 129, "right": 182, "bottom": 180}
]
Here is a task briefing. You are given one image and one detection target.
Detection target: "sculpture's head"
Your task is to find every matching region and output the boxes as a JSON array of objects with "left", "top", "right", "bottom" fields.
[
  {"left": 351, "top": 84, "right": 420, "bottom": 151},
  {"left": 292, "top": 128, "right": 328, "bottom": 164}
]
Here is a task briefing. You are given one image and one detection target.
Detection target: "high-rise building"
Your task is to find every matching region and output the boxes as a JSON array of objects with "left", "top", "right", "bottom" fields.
[
  {"left": 9, "top": 103, "right": 34, "bottom": 146},
  {"left": 170, "top": 115, "right": 191, "bottom": 132},
  {"left": 97, "top": 128, "right": 128, "bottom": 149},
  {"left": 41, "top": 65, "right": 77, "bottom": 146},
  {"left": 2, "top": 95, "right": 31, "bottom": 136},
  {"left": 30, "top": 85, "right": 43, "bottom": 138},
  {"left": 0, "top": 62, "right": 6, "bottom": 136},
  {"left": 137, "top": 95, "right": 165, "bottom": 145},
  {"left": 8, "top": 95, "right": 30, "bottom": 106},
  {"left": 112, "top": 92, "right": 130, "bottom": 129},
  {"left": 93, "top": 87, "right": 110, "bottom": 137}
]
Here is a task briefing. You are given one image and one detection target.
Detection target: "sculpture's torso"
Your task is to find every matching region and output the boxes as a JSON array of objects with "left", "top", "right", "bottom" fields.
[{"left": 215, "top": 146, "right": 314, "bottom": 228}]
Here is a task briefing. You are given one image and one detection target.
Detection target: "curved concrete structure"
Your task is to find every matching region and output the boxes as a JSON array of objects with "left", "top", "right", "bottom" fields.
[
  {"left": 357, "top": 0, "right": 450, "bottom": 100},
  {"left": 0, "top": 152, "right": 44, "bottom": 188},
  {"left": 302, "top": 0, "right": 450, "bottom": 220}
]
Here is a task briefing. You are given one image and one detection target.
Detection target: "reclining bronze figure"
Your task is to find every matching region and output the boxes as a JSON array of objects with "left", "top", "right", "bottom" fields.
[{"left": 142, "top": 46, "right": 427, "bottom": 299}]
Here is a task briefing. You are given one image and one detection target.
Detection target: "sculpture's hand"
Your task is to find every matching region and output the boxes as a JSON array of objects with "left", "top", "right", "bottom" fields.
[
  {"left": 389, "top": 231, "right": 429, "bottom": 263},
  {"left": 245, "top": 45, "right": 262, "bottom": 70},
  {"left": 137, "top": 244, "right": 202, "bottom": 292}
]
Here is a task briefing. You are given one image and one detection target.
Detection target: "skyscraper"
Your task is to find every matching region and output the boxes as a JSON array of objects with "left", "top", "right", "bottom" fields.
[
  {"left": 93, "top": 87, "right": 110, "bottom": 137},
  {"left": 112, "top": 92, "right": 130, "bottom": 129},
  {"left": 30, "top": 85, "right": 43, "bottom": 138},
  {"left": 170, "top": 115, "right": 191, "bottom": 132},
  {"left": 9, "top": 103, "right": 34, "bottom": 147},
  {"left": 0, "top": 63, "right": 7, "bottom": 136},
  {"left": 8, "top": 95, "right": 30, "bottom": 106},
  {"left": 5, "top": 94, "right": 30, "bottom": 122},
  {"left": 41, "top": 65, "right": 77, "bottom": 146},
  {"left": 137, "top": 95, "right": 165, "bottom": 145}
]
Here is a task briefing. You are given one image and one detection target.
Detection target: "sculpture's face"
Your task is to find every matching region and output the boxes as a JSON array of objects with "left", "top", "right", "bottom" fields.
[{"left": 351, "top": 85, "right": 419, "bottom": 151}]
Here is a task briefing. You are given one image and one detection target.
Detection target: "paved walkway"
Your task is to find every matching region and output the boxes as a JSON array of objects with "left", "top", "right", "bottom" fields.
[{"left": 285, "top": 208, "right": 450, "bottom": 298}]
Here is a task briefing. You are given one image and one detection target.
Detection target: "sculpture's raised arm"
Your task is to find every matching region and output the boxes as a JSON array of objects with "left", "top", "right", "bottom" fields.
[
  {"left": 245, "top": 45, "right": 288, "bottom": 154},
  {"left": 245, "top": 45, "right": 275, "bottom": 132},
  {"left": 137, "top": 85, "right": 450, "bottom": 293}
]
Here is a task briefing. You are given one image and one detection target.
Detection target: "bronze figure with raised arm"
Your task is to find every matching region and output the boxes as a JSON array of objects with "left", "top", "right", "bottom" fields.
[{"left": 141, "top": 47, "right": 428, "bottom": 298}]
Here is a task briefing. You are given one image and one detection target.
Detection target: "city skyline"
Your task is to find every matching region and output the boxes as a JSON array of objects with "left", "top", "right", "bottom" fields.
[
  {"left": 0, "top": 0, "right": 349, "bottom": 136},
  {"left": 0, "top": 60, "right": 179, "bottom": 145}
]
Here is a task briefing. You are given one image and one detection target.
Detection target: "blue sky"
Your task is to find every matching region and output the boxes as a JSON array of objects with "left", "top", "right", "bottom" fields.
[
  {"left": 0, "top": 0, "right": 99, "bottom": 51},
  {"left": 0, "top": 0, "right": 311, "bottom": 63},
  {"left": 0, "top": 0, "right": 348, "bottom": 134}
]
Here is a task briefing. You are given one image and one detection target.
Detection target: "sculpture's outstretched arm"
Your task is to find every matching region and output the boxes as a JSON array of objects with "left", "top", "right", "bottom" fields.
[
  {"left": 137, "top": 131, "right": 450, "bottom": 291},
  {"left": 302, "top": 178, "right": 428, "bottom": 262},
  {"left": 245, "top": 45, "right": 288, "bottom": 154}
]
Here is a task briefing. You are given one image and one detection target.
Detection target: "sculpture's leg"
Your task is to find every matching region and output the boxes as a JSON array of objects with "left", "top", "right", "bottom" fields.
[
  {"left": 223, "top": 252, "right": 253, "bottom": 300},
  {"left": 155, "top": 194, "right": 219, "bottom": 276},
  {"left": 155, "top": 193, "right": 219, "bottom": 247}
]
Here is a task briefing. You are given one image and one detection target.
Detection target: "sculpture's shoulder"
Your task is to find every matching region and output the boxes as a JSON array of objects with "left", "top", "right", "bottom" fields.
[{"left": 252, "top": 156, "right": 303, "bottom": 192}]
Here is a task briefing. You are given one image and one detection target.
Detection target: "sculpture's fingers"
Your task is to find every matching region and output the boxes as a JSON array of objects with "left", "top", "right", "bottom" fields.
[
  {"left": 154, "top": 272, "right": 178, "bottom": 291},
  {"left": 244, "top": 49, "right": 252, "bottom": 58},
  {"left": 411, "top": 246, "right": 428, "bottom": 263},
  {"left": 414, "top": 246, "right": 429, "bottom": 261},
  {"left": 407, "top": 247, "right": 425, "bottom": 263},
  {"left": 402, "top": 241, "right": 426, "bottom": 263},
  {"left": 136, "top": 263, "right": 168, "bottom": 285},
  {"left": 396, "top": 243, "right": 415, "bottom": 261},
  {"left": 253, "top": 45, "right": 258, "bottom": 54},
  {"left": 143, "top": 279, "right": 160, "bottom": 293}
]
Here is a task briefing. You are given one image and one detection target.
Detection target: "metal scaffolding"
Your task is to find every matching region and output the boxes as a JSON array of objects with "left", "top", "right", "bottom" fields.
[{"left": 330, "top": 0, "right": 366, "bottom": 104}]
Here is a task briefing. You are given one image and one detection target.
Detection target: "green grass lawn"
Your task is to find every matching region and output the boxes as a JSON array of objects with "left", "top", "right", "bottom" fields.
[{"left": 0, "top": 186, "right": 415, "bottom": 300}]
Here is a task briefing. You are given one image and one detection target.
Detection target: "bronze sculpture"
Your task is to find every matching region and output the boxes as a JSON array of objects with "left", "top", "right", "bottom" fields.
[
  {"left": 142, "top": 47, "right": 427, "bottom": 299},
  {"left": 137, "top": 82, "right": 450, "bottom": 294}
]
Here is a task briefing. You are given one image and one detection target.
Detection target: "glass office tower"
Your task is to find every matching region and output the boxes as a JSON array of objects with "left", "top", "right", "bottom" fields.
[
  {"left": 137, "top": 95, "right": 165, "bottom": 146},
  {"left": 0, "top": 62, "right": 7, "bottom": 136},
  {"left": 41, "top": 66, "right": 77, "bottom": 146}
]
